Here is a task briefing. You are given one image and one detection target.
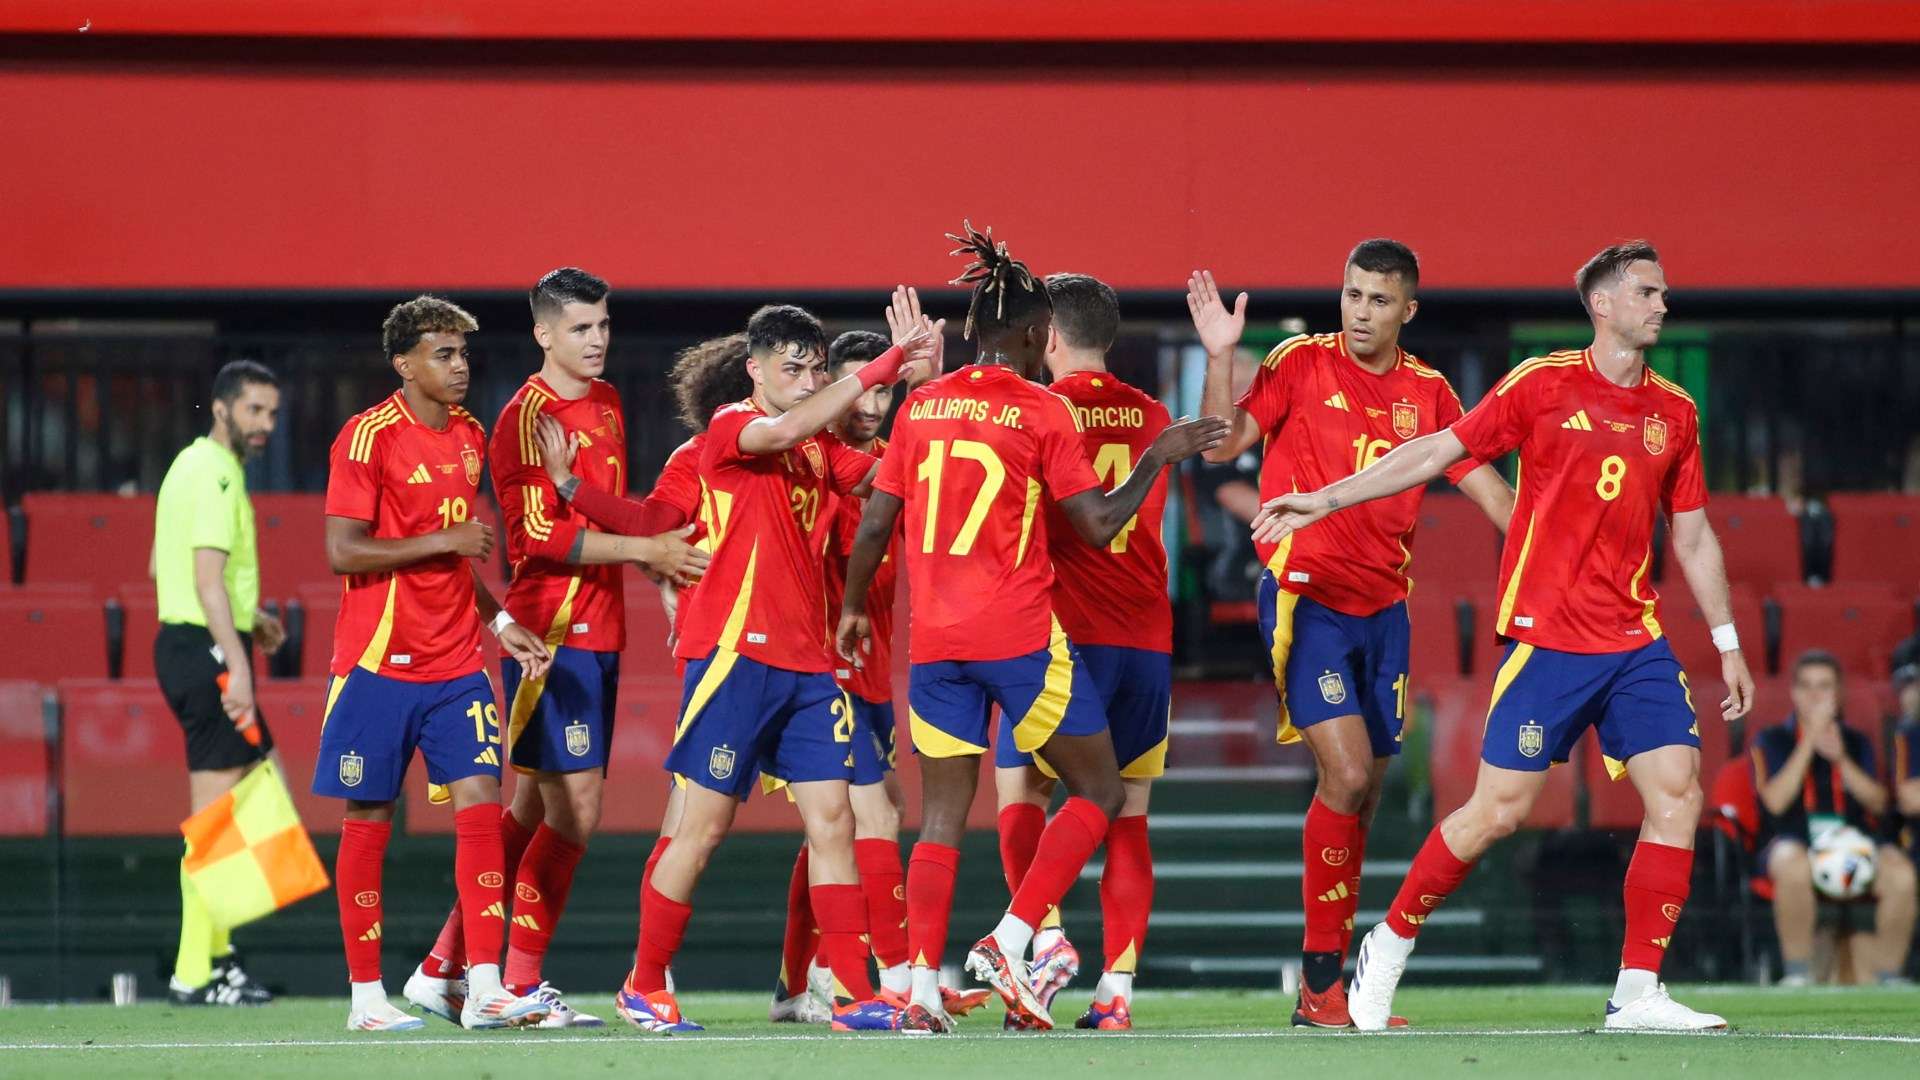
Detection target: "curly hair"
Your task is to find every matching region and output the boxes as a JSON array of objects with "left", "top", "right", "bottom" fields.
[
  {"left": 947, "top": 219, "right": 1050, "bottom": 341},
  {"left": 382, "top": 295, "right": 478, "bottom": 360},
  {"left": 670, "top": 332, "right": 754, "bottom": 432}
]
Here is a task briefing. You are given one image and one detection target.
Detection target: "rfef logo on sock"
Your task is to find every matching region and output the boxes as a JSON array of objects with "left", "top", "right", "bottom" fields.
[
  {"left": 1321, "top": 846, "right": 1350, "bottom": 866},
  {"left": 517, "top": 882, "right": 541, "bottom": 903},
  {"left": 354, "top": 890, "right": 379, "bottom": 908},
  {"left": 1661, "top": 903, "right": 1682, "bottom": 921},
  {"left": 478, "top": 871, "right": 504, "bottom": 888}
]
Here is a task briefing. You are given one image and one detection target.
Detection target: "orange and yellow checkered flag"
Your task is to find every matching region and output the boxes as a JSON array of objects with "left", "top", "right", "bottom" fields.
[{"left": 180, "top": 759, "right": 329, "bottom": 929}]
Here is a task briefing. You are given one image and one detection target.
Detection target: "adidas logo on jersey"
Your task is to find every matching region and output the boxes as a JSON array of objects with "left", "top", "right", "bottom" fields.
[
  {"left": 1560, "top": 410, "right": 1594, "bottom": 431},
  {"left": 473, "top": 747, "right": 500, "bottom": 766},
  {"left": 1324, "top": 392, "right": 1351, "bottom": 412},
  {"left": 406, "top": 464, "right": 433, "bottom": 484}
]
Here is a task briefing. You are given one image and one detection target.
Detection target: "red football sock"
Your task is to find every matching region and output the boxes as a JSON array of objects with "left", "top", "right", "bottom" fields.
[
  {"left": 811, "top": 882, "right": 876, "bottom": 1001},
  {"left": 1620, "top": 840, "right": 1693, "bottom": 973},
  {"left": 997, "top": 802, "right": 1045, "bottom": 898},
  {"left": 335, "top": 819, "right": 390, "bottom": 983},
  {"left": 503, "top": 824, "right": 585, "bottom": 990},
  {"left": 1384, "top": 826, "right": 1476, "bottom": 940},
  {"left": 855, "top": 838, "right": 909, "bottom": 970},
  {"left": 777, "top": 845, "right": 816, "bottom": 999},
  {"left": 906, "top": 842, "right": 960, "bottom": 969},
  {"left": 627, "top": 881, "right": 692, "bottom": 995},
  {"left": 642, "top": 834, "right": 671, "bottom": 895},
  {"left": 1338, "top": 827, "right": 1370, "bottom": 959},
  {"left": 1009, "top": 797, "right": 1109, "bottom": 928},
  {"left": 453, "top": 804, "right": 509, "bottom": 970},
  {"left": 1302, "top": 797, "right": 1362, "bottom": 954},
  {"left": 425, "top": 807, "right": 533, "bottom": 978},
  {"left": 1098, "top": 814, "right": 1153, "bottom": 972}
]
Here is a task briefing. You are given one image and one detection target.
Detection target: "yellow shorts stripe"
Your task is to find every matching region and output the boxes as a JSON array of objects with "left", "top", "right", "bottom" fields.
[
  {"left": 1267, "top": 588, "right": 1303, "bottom": 744},
  {"left": 1011, "top": 622, "right": 1076, "bottom": 754},
  {"left": 1481, "top": 642, "right": 1536, "bottom": 738},
  {"left": 676, "top": 648, "right": 741, "bottom": 744},
  {"left": 908, "top": 705, "right": 988, "bottom": 759},
  {"left": 504, "top": 670, "right": 550, "bottom": 776}
]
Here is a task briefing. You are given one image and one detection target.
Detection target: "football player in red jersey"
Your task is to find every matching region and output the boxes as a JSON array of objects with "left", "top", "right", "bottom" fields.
[
  {"left": 315, "top": 296, "right": 556, "bottom": 1032},
  {"left": 1258, "top": 242, "right": 1755, "bottom": 1032},
  {"left": 404, "top": 270, "right": 705, "bottom": 1028},
  {"left": 837, "top": 223, "right": 1228, "bottom": 1033},
  {"left": 1187, "top": 241, "right": 1514, "bottom": 1027},
  {"left": 617, "top": 291, "right": 940, "bottom": 1034},
  {"left": 989, "top": 273, "right": 1171, "bottom": 1032}
]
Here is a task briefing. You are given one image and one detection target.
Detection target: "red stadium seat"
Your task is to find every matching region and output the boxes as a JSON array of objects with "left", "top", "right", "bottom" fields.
[
  {"left": 57, "top": 679, "right": 186, "bottom": 834},
  {"left": 0, "top": 585, "right": 110, "bottom": 680},
  {"left": 1827, "top": 493, "right": 1920, "bottom": 591},
  {"left": 114, "top": 582, "right": 160, "bottom": 680},
  {"left": 1771, "top": 582, "right": 1915, "bottom": 683},
  {"left": 293, "top": 582, "right": 343, "bottom": 680},
  {"left": 0, "top": 680, "right": 50, "bottom": 835},
  {"left": 1658, "top": 585, "right": 1765, "bottom": 688},
  {"left": 1709, "top": 495, "right": 1803, "bottom": 592},
  {"left": 1408, "top": 493, "right": 1502, "bottom": 598},
  {"left": 1406, "top": 590, "right": 1461, "bottom": 683},
  {"left": 19, "top": 493, "right": 156, "bottom": 587},
  {"left": 251, "top": 492, "right": 333, "bottom": 600}
]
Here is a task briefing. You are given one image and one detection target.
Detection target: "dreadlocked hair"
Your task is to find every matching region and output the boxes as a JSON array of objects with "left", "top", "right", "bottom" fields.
[
  {"left": 946, "top": 219, "right": 1051, "bottom": 341},
  {"left": 670, "top": 332, "right": 754, "bottom": 432}
]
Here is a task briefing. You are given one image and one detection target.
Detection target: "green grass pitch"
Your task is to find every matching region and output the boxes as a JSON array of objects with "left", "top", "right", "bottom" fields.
[{"left": 2, "top": 986, "right": 1917, "bottom": 1079}]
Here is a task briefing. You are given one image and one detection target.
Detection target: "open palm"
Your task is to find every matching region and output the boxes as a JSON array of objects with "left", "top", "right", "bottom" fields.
[{"left": 1186, "top": 270, "right": 1249, "bottom": 356}]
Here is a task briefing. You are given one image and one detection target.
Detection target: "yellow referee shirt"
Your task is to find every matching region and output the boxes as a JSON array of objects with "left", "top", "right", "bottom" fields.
[{"left": 153, "top": 437, "right": 259, "bottom": 632}]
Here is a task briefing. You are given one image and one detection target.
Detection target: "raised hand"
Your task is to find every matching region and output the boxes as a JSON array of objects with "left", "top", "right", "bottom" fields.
[
  {"left": 836, "top": 610, "right": 873, "bottom": 667},
  {"left": 1186, "top": 270, "right": 1249, "bottom": 357},
  {"left": 1147, "top": 415, "right": 1233, "bottom": 466},
  {"left": 442, "top": 519, "right": 493, "bottom": 560},
  {"left": 1250, "top": 491, "right": 1333, "bottom": 546},
  {"left": 499, "top": 622, "right": 552, "bottom": 682},
  {"left": 534, "top": 414, "right": 579, "bottom": 489}
]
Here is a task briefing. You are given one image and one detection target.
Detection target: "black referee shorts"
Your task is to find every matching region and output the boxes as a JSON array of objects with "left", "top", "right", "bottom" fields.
[{"left": 154, "top": 623, "right": 274, "bottom": 771}]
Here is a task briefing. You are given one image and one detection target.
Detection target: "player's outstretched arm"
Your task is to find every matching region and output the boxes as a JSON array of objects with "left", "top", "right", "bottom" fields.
[
  {"left": 836, "top": 490, "right": 904, "bottom": 666},
  {"left": 534, "top": 415, "right": 691, "bottom": 538},
  {"left": 1059, "top": 415, "right": 1231, "bottom": 547},
  {"left": 738, "top": 287, "right": 940, "bottom": 456},
  {"left": 1250, "top": 427, "right": 1470, "bottom": 545},
  {"left": 469, "top": 565, "right": 552, "bottom": 682},
  {"left": 325, "top": 514, "right": 490, "bottom": 575},
  {"left": 1669, "top": 507, "right": 1755, "bottom": 722},
  {"left": 1185, "top": 270, "right": 1262, "bottom": 463},
  {"left": 1456, "top": 464, "right": 1517, "bottom": 533}
]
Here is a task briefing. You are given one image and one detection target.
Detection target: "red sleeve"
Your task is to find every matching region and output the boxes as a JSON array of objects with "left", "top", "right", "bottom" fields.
[
  {"left": 826, "top": 437, "right": 878, "bottom": 496},
  {"left": 568, "top": 484, "right": 690, "bottom": 537},
  {"left": 324, "top": 419, "right": 380, "bottom": 522},
  {"left": 1039, "top": 395, "right": 1101, "bottom": 500},
  {"left": 871, "top": 413, "right": 912, "bottom": 499},
  {"left": 1234, "top": 339, "right": 1301, "bottom": 433},
  {"left": 1435, "top": 381, "right": 1482, "bottom": 486},
  {"left": 489, "top": 398, "right": 582, "bottom": 561},
  {"left": 1663, "top": 412, "right": 1708, "bottom": 515},
  {"left": 650, "top": 442, "right": 704, "bottom": 518},
  {"left": 706, "top": 405, "right": 756, "bottom": 466},
  {"left": 1450, "top": 367, "right": 1536, "bottom": 463}
]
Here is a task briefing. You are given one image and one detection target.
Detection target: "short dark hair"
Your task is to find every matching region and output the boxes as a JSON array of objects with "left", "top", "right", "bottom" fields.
[
  {"left": 1347, "top": 238, "right": 1420, "bottom": 292},
  {"left": 829, "top": 330, "right": 892, "bottom": 372},
  {"left": 1044, "top": 273, "right": 1120, "bottom": 352},
  {"left": 211, "top": 359, "right": 277, "bottom": 406},
  {"left": 383, "top": 295, "right": 478, "bottom": 361},
  {"left": 746, "top": 304, "right": 828, "bottom": 362},
  {"left": 1575, "top": 241, "right": 1659, "bottom": 312},
  {"left": 670, "top": 333, "right": 754, "bottom": 431},
  {"left": 1792, "top": 649, "right": 1843, "bottom": 683},
  {"left": 948, "top": 219, "right": 1051, "bottom": 341},
  {"left": 530, "top": 267, "right": 610, "bottom": 323}
]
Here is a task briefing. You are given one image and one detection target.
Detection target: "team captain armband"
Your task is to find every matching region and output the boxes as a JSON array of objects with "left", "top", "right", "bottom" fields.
[{"left": 854, "top": 345, "right": 907, "bottom": 390}]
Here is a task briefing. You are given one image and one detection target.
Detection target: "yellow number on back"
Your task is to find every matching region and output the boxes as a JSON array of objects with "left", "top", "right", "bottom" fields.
[
  {"left": 1092, "top": 442, "right": 1139, "bottom": 553},
  {"left": 916, "top": 439, "right": 1007, "bottom": 556}
]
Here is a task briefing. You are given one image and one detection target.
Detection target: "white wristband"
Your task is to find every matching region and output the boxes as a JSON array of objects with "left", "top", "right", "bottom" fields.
[
  {"left": 1710, "top": 623, "right": 1740, "bottom": 653},
  {"left": 489, "top": 610, "right": 516, "bottom": 637}
]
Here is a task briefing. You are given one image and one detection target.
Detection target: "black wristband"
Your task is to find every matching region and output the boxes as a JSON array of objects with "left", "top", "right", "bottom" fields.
[{"left": 557, "top": 475, "right": 581, "bottom": 502}]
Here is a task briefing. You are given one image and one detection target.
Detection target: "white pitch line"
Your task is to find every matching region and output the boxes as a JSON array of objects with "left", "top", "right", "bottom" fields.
[{"left": 3, "top": 1029, "right": 1919, "bottom": 1050}]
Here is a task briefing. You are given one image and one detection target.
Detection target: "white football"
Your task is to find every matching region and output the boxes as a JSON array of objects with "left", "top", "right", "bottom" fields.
[{"left": 1809, "top": 824, "right": 1877, "bottom": 901}]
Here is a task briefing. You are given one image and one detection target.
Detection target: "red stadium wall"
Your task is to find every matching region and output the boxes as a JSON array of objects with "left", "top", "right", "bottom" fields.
[{"left": 2, "top": 7, "right": 1919, "bottom": 291}]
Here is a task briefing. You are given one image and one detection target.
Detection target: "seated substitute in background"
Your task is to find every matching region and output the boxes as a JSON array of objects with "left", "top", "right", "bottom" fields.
[{"left": 1751, "top": 650, "right": 1916, "bottom": 985}]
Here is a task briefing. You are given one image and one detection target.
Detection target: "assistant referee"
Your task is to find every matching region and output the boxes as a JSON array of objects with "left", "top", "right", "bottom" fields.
[{"left": 153, "top": 359, "right": 285, "bottom": 1006}]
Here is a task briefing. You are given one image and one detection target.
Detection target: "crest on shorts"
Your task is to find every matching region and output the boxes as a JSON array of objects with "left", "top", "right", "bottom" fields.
[
  {"left": 338, "top": 752, "right": 364, "bottom": 787},
  {"left": 461, "top": 446, "right": 483, "bottom": 485},
  {"left": 565, "top": 722, "right": 590, "bottom": 757},
  {"left": 1391, "top": 401, "right": 1419, "bottom": 439},
  {"left": 1517, "top": 723, "right": 1545, "bottom": 759},
  {"left": 1642, "top": 417, "right": 1668, "bottom": 456},
  {"left": 800, "top": 441, "right": 826, "bottom": 478},
  {"left": 709, "top": 745, "right": 736, "bottom": 780},
  {"left": 1318, "top": 671, "right": 1347, "bottom": 705}
]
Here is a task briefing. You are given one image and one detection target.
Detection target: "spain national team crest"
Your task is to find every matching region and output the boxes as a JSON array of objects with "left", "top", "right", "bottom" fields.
[
  {"left": 1391, "top": 400, "right": 1419, "bottom": 439},
  {"left": 1318, "top": 671, "right": 1347, "bottom": 705},
  {"left": 564, "top": 722, "right": 591, "bottom": 757},
  {"left": 602, "top": 406, "right": 622, "bottom": 439},
  {"left": 1517, "top": 723, "right": 1545, "bottom": 759},
  {"left": 709, "top": 745, "right": 736, "bottom": 780},
  {"left": 1643, "top": 416, "right": 1668, "bottom": 456},
  {"left": 338, "top": 752, "right": 364, "bottom": 787},
  {"left": 800, "top": 441, "right": 825, "bottom": 478},
  {"left": 461, "top": 446, "right": 483, "bottom": 485}
]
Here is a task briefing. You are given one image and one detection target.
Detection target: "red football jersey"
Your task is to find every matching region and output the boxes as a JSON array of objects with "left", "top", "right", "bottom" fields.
[
  {"left": 323, "top": 391, "right": 488, "bottom": 682},
  {"left": 492, "top": 376, "right": 628, "bottom": 652},
  {"left": 824, "top": 436, "right": 902, "bottom": 704},
  {"left": 1450, "top": 349, "right": 1707, "bottom": 654},
  {"left": 1239, "top": 333, "right": 1480, "bottom": 616},
  {"left": 675, "top": 401, "right": 875, "bottom": 672},
  {"left": 1044, "top": 371, "right": 1173, "bottom": 653},
  {"left": 654, "top": 435, "right": 707, "bottom": 646},
  {"left": 874, "top": 365, "right": 1101, "bottom": 663}
]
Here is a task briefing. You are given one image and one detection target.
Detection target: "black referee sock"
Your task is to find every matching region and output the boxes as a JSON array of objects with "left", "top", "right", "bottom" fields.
[{"left": 1302, "top": 951, "right": 1344, "bottom": 995}]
